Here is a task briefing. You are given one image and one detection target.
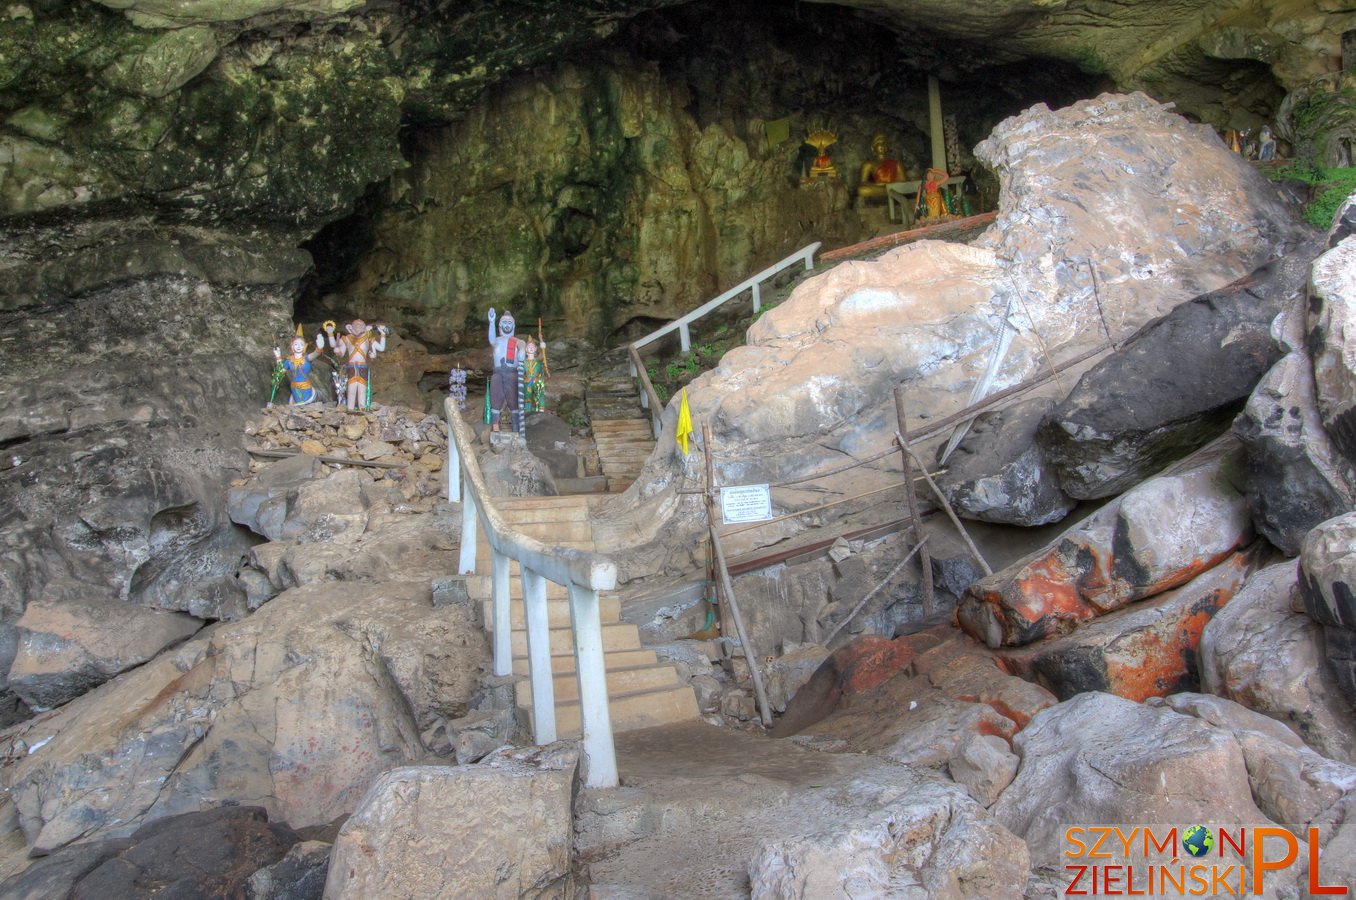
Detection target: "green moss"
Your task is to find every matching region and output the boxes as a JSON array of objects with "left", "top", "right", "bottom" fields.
[{"left": 1271, "top": 163, "right": 1356, "bottom": 228}]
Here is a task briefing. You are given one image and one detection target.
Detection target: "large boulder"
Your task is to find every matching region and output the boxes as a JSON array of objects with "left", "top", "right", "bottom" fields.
[
  {"left": 323, "top": 746, "right": 579, "bottom": 900},
  {"left": 0, "top": 581, "right": 488, "bottom": 855},
  {"left": 956, "top": 454, "right": 1253, "bottom": 648},
  {"left": 597, "top": 93, "right": 1306, "bottom": 577},
  {"left": 1200, "top": 561, "right": 1356, "bottom": 763},
  {"left": 1039, "top": 241, "right": 1321, "bottom": 499},
  {"left": 7, "top": 597, "right": 201, "bottom": 712},
  {"left": 0, "top": 807, "right": 299, "bottom": 900},
  {"left": 993, "top": 692, "right": 1272, "bottom": 866},
  {"left": 999, "top": 547, "right": 1260, "bottom": 701},
  {"left": 1308, "top": 235, "right": 1356, "bottom": 463},
  {"left": 748, "top": 780, "right": 1029, "bottom": 900},
  {"left": 1297, "top": 512, "right": 1356, "bottom": 706},
  {"left": 937, "top": 397, "right": 1076, "bottom": 527}
]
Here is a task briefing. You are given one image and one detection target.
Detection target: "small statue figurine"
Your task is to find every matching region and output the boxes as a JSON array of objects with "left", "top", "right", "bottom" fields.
[
  {"left": 856, "top": 133, "right": 903, "bottom": 207},
  {"left": 523, "top": 337, "right": 546, "bottom": 413},
  {"left": 488, "top": 308, "right": 526, "bottom": 433},
  {"left": 1257, "top": 126, "right": 1277, "bottom": 162},
  {"left": 272, "top": 324, "right": 325, "bottom": 407},
  {"left": 802, "top": 129, "right": 839, "bottom": 182},
  {"left": 325, "top": 318, "right": 388, "bottom": 411},
  {"left": 917, "top": 168, "right": 951, "bottom": 221},
  {"left": 448, "top": 366, "right": 468, "bottom": 411}
]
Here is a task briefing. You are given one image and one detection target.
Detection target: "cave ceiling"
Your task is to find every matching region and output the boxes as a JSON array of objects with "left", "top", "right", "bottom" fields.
[{"left": 0, "top": 0, "right": 1349, "bottom": 245}]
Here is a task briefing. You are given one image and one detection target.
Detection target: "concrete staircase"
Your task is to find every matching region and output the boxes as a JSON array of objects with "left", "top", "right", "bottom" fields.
[
  {"left": 590, "top": 419, "right": 657, "bottom": 493},
  {"left": 468, "top": 494, "right": 699, "bottom": 737},
  {"left": 583, "top": 370, "right": 657, "bottom": 493}
]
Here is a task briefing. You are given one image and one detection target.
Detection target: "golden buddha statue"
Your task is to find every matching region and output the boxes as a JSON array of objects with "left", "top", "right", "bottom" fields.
[
  {"left": 803, "top": 129, "right": 839, "bottom": 181},
  {"left": 856, "top": 133, "right": 903, "bottom": 205}
]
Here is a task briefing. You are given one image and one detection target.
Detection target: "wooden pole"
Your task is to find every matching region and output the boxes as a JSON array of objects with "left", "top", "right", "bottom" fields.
[
  {"left": 702, "top": 424, "right": 773, "bottom": 727},
  {"left": 822, "top": 534, "right": 928, "bottom": 645},
  {"left": 900, "top": 440, "right": 994, "bottom": 577},
  {"left": 893, "top": 388, "right": 935, "bottom": 616}
]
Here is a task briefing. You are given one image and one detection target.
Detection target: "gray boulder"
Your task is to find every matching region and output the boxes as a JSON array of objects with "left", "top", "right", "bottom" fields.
[
  {"left": 323, "top": 746, "right": 578, "bottom": 900},
  {"left": 1298, "top": 512, "right": 1356, "bottom": 706},
  {"left": 937, "top": 397, "right": 1076, "bottom": 527},
  {"left": 1309, "top": 234, "right": 1356, "bottom": 463},
  {"left": 1200, "top": 561, "right": 1356, "bottom": 763},
  {"left": 1040, "top": 241, "right": 1320, "bottom": 499}
]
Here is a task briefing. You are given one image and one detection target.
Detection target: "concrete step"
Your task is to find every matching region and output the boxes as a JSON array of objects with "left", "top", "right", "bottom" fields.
[
  {"left": 512, "top": 648, "right": 658, "bottom": 676},
  {"left": 528, "top": 684, "right": 702, "bottom": 739},
  {"left": 480, "top": 594, "right": 622, "bottom": 630},
  {"left": 515, "top": 662, "right": 685, "bottom": 705},
  {"left": 510, "top": 621, "right": 642, "bottom": 657}
]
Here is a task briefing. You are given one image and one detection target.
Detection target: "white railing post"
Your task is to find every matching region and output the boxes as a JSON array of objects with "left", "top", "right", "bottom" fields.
[
  {"left": 448, "top": 437, "right": 461, "bottom": 502},
  {"left": 752, "top": 282, "right": 762, "bottom": 313},
  {"left": 491, "top": 549, "right": 512, "bottom": 677},
  {"left": 679, "top": 321, "right": 690, "bottom": 353},
  {"left": 521, "top": 567, "right": 557, "bottom": 744},
  {"left": 459, "top": 489, "right": 478, "bottom": 575},
  {"left": 568, "top": 583, "right": 618, "bottom": 787}
]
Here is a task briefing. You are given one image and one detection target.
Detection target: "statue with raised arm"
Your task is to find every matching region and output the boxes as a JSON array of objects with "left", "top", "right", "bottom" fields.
[
  {"left": 272, "top": 325, "right": 325, "bottom": 406},
  {"left": 325, "top": 318, "right": 388, "bottom": 410},
  {"left": 488, "top": 307, "right": 526, "bottom": 432}
]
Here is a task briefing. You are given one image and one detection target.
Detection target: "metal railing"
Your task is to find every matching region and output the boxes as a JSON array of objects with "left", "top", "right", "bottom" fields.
[
  {"left": 445, "top": 397, "right": 619, "bottom": 788},
  {"left": 627, "top": 242, "right": 821, "bottom": 436}
]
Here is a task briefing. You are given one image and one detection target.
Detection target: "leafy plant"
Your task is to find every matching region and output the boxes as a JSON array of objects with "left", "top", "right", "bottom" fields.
[{"left": 1271, "top": 163, "right": 1356, "bottom": 228}]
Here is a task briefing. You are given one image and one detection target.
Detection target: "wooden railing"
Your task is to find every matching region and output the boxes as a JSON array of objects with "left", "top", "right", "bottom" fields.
[
  {"left": 445, "top": 397, "right": 619, "bottom": 788},
  {"left": 627, "top": 242, "right": 821, "bottom": 436}
]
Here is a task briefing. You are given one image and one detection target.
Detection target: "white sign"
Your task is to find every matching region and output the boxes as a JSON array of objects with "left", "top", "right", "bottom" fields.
[{"left": 720, "top": 484, "right": 772, "bottom": 524}]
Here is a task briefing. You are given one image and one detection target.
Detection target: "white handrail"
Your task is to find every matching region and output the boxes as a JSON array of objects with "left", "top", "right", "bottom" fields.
[
  {"left": 631, "top": 242, "right": 821, "bottom": 354},
  {"left": 627, "top": 242, "right": 821, "bottom": 438},
  {"left": 444, "top": 398, "right": 618, "bottom": 788}
]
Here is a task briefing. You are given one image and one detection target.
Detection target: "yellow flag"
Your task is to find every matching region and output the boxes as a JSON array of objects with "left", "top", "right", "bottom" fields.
[{"left": 675, "top": 388, "right": 693, "bottom": 455}]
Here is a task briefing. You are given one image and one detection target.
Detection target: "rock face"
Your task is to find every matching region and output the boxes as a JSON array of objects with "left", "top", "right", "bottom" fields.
[
  {"left": 1298, "top": 512, "right": 1356, "bottom": 706},
  {"left": 956, "top": 454, "right": 1253, "bottom": 648},
  {"left": 0, "top": 581, "right": 488, "bottom": 855},
  {"left": 7, "top": 597, "right": 201, "bottom": 712},
  {"left": 1199, "top": 561, "right": 1356, "bottom": 764},
  {"left": 1039, "top": 242, "right": 1320, "bottom": 499},
  {"left": 748, "top": 780, "right": 1029, "bottom": 900},
  {"left": 993, "top": 692, "right": 1272, "bottom": 866},
  {"left": 599, "top": 94, "right": 1305, "bottom": 575},
  {"left": 324, "top": 746, "right": 578, "bottom": 900},
  {"left": 1309, "top": 235, "right": 1356, "bottom": 462},
  {"left": 0, "top": 806, "right": 299, "bottom": 900},
  {"left": 0, "top": 241, "right": 304, "bottom": 723}
]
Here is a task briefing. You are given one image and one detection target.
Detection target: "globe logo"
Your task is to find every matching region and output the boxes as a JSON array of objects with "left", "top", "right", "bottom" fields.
[{"left": 1183, "top": 825, "right": 1214, "bottom": 858}]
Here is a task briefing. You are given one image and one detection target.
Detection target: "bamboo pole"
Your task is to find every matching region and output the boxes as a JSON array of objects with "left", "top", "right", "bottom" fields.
[
  {"left": 703, "top": 424, "right": 773, "bottom": 727},
  {"left": 246, "top": 447, "right": 406, "bottom": 469},
  {"left": 893, "top": 388, "right": 935, "bottom": 616},
  {"left": 899, "top": 440, "right": 994, "bottom": 577},
  {"left": 822, "top": 534, "right": 928, "bottom": 645}
]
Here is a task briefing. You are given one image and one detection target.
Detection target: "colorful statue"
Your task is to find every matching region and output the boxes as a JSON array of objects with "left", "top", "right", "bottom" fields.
[
  {"left": 918, "top": 168, "right": 951, "bottom": 220},
  {"left": 488, "top": 308, "right": 526, "bottom": 433},
  {"left": 523, "top": 337, "right": 546, "bottom": 413},
  {"left": 272, "top": 325, "right": 325, "bottom": 406},
  {"left": 325, "top": 318, "right": 388, "bottom": 411},
  {"left": 856, "top": 133, "right": 903, "bottom": 206},
  {"left": 802, "top": 129, "right": 839, "bottom": 182},
  {"left": 448, "top": 366, "right": 468, "bottom": 411}
]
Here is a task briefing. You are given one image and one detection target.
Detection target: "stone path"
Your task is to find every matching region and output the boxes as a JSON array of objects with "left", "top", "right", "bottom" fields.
[{"left": 576, "top": 720, "right": 927, "bottom": 898}]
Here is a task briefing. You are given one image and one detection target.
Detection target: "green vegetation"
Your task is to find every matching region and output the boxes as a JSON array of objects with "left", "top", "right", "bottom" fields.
[{"left": 1271, "top": 163, "right": 1356, "bottom": 228}]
